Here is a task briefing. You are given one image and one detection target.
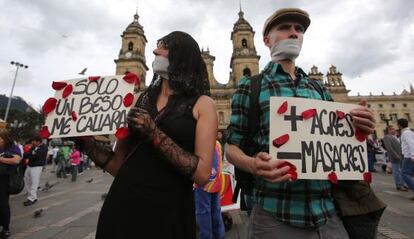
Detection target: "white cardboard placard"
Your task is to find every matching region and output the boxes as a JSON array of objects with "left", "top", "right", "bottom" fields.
[
  {"left": 44, "top": 75, "right": 135, "bottom": 138},
  {"left": 269, "top": 97, "right": 367, "bottom": 180}
]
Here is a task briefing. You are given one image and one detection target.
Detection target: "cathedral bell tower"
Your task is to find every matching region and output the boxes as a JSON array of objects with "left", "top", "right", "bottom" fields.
[
  {"left": 115, "top": 12, "right": 149, "bottom": 90},
  {"left": 229, "top": 8, "right": 260, "bottom": 87},
  {"left": 325, "top": 65, "right": 349, "bottom": 102}
]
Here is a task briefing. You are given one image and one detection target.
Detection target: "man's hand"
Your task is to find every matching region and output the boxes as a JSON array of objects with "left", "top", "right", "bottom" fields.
[
  {"left": 249, "top": 152, "right": 292, "bottom": 183},
  {"left": 350, "top": 99, "right": 375, "bottom": 135}
]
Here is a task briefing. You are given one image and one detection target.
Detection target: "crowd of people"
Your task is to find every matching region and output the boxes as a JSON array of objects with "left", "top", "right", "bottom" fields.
[
  {"left": 0, "top": 132, "right": 92, "bottom": 238},
  {"left": 1, "top": 6, "right": 414, "bottom": 239}
]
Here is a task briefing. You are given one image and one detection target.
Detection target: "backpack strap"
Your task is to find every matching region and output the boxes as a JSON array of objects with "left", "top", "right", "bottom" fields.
[
  {"left": 246, "top": 73, "right": 264, "bottom": 145},
  {"left": 308, "top": 79, "right": 333, "bottom": 102},
  {"left": 232, "top": 73, "right": 263, "bottom": 204}
]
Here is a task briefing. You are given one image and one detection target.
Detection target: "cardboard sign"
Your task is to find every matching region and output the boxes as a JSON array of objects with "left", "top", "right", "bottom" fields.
[
  {"left": 43, "top": 75, "right": 135, "bottom": 138},
  {"left": 269, "top": 97, "right": 367, "bottom": 180}
]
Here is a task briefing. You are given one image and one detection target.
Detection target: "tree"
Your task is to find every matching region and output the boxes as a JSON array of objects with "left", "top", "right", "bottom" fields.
[{"left": 0, "top": 109, "right": 44, "bottom": 143}]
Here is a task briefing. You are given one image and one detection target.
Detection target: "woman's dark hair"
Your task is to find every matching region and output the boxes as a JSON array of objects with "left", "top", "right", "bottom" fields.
[
  {"left": 134, "top": 31, "right": 210, "bottom": 121},
  {"left": 145, "top": 31, "right": 209, "bottom": 98},
  {"left": 160, "top": 31, "right": 209, "bottom": 96},
  {"left": 0, "top": 129, "right": 14, "bottom": 150}
]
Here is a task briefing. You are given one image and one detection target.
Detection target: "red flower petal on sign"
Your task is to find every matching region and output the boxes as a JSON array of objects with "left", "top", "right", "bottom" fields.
[
  {"left": 328, "top": 172, "right": 338, "bottom": 184},
  {"left": 123, "top": 72, "right": 138, "bottom": 84},
  {"left": 42, "top": 98, "right": 57, "bottom": 115},
  {"left": 88, "top": 76, "right": 101, "bottom": 82},
  {"left": 363, "top": 172, "right": 372, "bottom": 184},
  {"left": 355, "top": 128, "right": 366, "bottom": 142},
  {"left": 277, "top": 161, "right": 297, "bottom": 171},
  {"left": 52, "top": 81, "right": 67, "bottom": 90},
  {"left": 272, "top": 134, "right": 289, "bottom": 148},
  {"left": 277, "top": 101, "right": 288, "bottom": 114},
  {"left": 62, "top": 84, "right": 73, "bottom": 98},
  {"left": 39, "top": 126, "right": 51, "bottom": 139},
  {"left": 289, "top": 170, "right": 298, "bottom": 181},
  {"left": 336, "top": 110, "right": 345, "bottom": 120},
  {"left": 115, "top": 127, "right": 130, "bottom": 140},
  {"left": 123, "top": 93, "right": 134, "bottom": 107},
  {"left": 71, "top": 111, "right": 78, "bottom": 121},
  {"left": 302, "top": 108, "right": 317, "bottom": 120}
]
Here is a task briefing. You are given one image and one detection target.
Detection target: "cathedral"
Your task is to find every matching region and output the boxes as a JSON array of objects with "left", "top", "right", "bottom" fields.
[{"left": 114, "top": 11, "right": 414, "bottom": 139}]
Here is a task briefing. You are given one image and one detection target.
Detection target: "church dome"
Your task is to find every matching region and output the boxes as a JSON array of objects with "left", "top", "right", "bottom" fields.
[
  {"left": 123, "top": 13, "right": 145, "bottom": 36},
  {"left": 233, "top": 11, "right": 253, "bottom": 32}
]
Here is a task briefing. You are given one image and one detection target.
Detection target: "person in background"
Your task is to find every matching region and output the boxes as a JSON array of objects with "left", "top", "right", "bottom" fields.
[
  {"left": 55, "top": 145, "right": 67, "bottom": 179},
  {"left": 383, "top": 125, "right": 407, "bottom": 191},
  {"left": 0, "top": 129, "right": 21, "bottom": 238},
  {"left": 397, "top": 118, "right": 414, "bottom": 200},
  {"left": 52, "top": 145, "right": 59, "bottom": 172},
  {"left": 23, "top": 134, "right": 47, "bottom": 206},
  {"left": 69, "top": 144, "right": 81, "bottom": 182},
  {"left": 14, "top": 140, "right": 24, "bottom": 158},
  {"left": 367, "top": 135, "right": 377, "bottom": 172},
  {"left": 194, "top": 137, "right": 225, "bottom": 239},
  {"left": 60, "top": 142, "right": 71, "bottom": 175}
]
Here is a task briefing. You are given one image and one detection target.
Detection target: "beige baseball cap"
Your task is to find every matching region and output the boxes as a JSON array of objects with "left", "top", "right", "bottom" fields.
[{"left": 262, "top": 8, "right": 311, "bottom": 37}]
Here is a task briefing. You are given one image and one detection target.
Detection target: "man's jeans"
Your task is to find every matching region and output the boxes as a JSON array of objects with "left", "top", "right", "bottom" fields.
[
  {"left": 401, "top": 158, "right": 414, "bottom": 191},
  {"left": 195, "top": 188, "right": 225, "bottom": 239},
  {"left": 247, "top": 205, "right": 349, "bottom": 239},
  {"left": 24, "top": 166, "right": 42, "bottom": 201},
  {"left": 392, "top": 162, "right": 404, "bottom": 188}
]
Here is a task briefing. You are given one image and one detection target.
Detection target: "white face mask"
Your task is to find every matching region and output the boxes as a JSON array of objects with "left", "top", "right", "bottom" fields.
[
  {"left": 270, "top": 38, "right": 303, "bottom": 62},
  {"left": 152, "top": 56, "right": 169, "bottom": 79}
]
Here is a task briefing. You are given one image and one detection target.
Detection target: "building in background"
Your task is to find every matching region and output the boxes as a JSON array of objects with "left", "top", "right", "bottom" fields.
[{"left": 114, "top": 11, "right": 414, "bottom": 139}]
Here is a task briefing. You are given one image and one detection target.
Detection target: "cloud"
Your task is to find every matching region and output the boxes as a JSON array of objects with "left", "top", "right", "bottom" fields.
[{"left": 0, "top": 0, "right": 413, "bottom": 107}]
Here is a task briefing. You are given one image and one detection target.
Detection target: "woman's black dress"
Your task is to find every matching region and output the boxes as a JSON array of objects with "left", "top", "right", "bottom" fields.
[{"left": 96, "top": 96, "right": 199, "bottom": 239}]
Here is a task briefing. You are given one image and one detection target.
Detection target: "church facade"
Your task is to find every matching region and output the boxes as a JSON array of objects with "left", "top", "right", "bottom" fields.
[{"left": 114, "top": 11, "right": 414, "bottom": 139}]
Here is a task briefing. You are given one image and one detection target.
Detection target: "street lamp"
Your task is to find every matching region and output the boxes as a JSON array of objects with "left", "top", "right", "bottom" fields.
[{"left": 4, "top": 61, "right": 28, "bottom": 122}]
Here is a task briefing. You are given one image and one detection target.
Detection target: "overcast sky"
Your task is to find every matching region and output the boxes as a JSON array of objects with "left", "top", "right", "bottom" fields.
[{"left": 1, "top": 0, "right": 413, "bottom": 110}]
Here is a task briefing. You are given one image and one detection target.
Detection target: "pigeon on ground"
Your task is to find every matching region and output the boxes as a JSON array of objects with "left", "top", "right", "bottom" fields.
[
  {"left": 33, "top": 209, "right": 43, "bottom": 218},
  {"left": 42, "top": 182, "right": 59, "bottom": 192},
  {"left": 85, "top": 178, "right": 93, "bottom": 183}
]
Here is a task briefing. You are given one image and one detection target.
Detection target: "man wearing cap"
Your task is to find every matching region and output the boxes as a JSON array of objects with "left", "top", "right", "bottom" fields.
[{"left": 226, "top": 8, "right": 376, "bottom": 238}]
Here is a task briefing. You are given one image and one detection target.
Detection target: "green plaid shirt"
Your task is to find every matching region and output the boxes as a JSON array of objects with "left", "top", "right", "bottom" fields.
[{"left": 227, "top": 62, "right": 336, "bottom": 228}]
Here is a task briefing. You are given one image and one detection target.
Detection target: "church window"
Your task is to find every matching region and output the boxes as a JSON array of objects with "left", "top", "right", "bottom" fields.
[
  {"left": 406, "top": 113, "right": 411, "bottom": 122},
  {"left": 391, "top": 103, "right": 395, "bottom": 108},
  {"left": 403, "top": 103, "right": 407, "bottom": 107},
  {"left": 128, "top": 42, "right": 133, "bottom": 51},
  {"left": 219, "top": 112, "right": 224, "bottom": 124},
  {"left": 124, "top": 70, "right": 130, "bottom": 74},
  {"left": 379, "top": 104, "right": 383, "bottom": 108},
  {"left": 380, "top": 113, "right": 385, "bottom": 121},
  {"left": 243, "top": 67, "right": 251, "bottom": 77},
  {"left": 367, "top": 104, "right": 371, "bottom": 108},
  {"left": 241, "top": 39, "right": 248, "bottom": 48}
]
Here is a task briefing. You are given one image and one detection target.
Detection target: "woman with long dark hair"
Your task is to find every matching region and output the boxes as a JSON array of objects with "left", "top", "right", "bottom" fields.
[
  {"left": 77, "top": 31, "right": 217, "bottom": 238},
  {"left": 0, "top": 129, "right": 21, "bottom": 238}
]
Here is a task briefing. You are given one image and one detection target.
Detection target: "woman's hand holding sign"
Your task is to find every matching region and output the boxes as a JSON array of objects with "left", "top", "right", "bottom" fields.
[
  {"left": 250, "top": 152, "right": 292, "bottom": 183},
  {"left": 350, "top": 100, "right": 376, "bottom": 136},
  {"left": 127, "top": 107, "right": 156, "bottom": 137}
]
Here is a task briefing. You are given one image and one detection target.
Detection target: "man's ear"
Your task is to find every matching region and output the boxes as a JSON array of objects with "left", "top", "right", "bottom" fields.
[{"left": 263, "top": 35, "right": 271, "bottom": 48}]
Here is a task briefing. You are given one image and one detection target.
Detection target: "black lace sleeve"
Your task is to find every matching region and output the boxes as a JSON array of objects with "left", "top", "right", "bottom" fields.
[{"left": 152, "top": 127, "right": 200, "bottom": 179}]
